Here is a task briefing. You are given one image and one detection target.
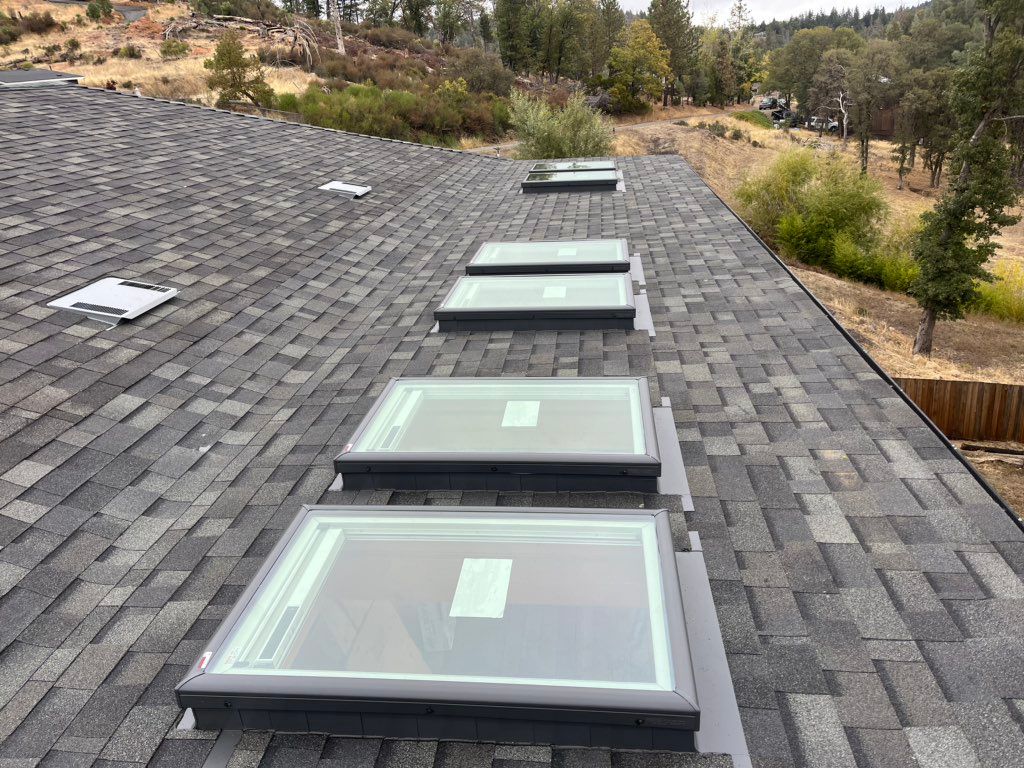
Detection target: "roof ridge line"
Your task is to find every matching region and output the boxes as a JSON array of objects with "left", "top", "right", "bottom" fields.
[{"left": 74, "top": 85, "right": 511, "bottom": 160}]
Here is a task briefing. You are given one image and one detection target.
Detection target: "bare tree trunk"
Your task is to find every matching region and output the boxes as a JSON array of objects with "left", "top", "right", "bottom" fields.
[
  {"left": 913, "top": 308, "right": 937, "bottom": 355},
  {"left": 331, "top": 0, "right": 345, "bottom": 54}
]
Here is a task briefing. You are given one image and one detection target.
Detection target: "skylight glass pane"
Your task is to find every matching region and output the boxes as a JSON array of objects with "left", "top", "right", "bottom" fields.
[
  {"left": 532, "top": 160, "right": 615, "bottom": 172},
  {"left": 351, "top": 378, "right": 648, "bottom": 456},
  {"left": 473, "top": 240, "right": 627, "bottom": 267},
  {"left": 209, "top": 512, "right": 674, "bottom": 691},
  {"left": 525, "top": 170, "right": 619, "bottom": 183},
  {"left": 441, "top": 274, "right": 630, "bottom": 310}
]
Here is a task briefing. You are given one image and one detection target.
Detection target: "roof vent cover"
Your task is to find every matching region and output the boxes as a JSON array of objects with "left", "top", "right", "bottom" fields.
[
  {"left": 319, "top": 181, "right": 372, "bottom": 198},
  {"left": 48, "top": 278, "right": 178, "bottom": 325}
]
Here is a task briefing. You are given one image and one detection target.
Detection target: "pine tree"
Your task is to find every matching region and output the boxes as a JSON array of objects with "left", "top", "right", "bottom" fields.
[{"left": 909, "top": 0, "right": 1024, "bottom": 355}]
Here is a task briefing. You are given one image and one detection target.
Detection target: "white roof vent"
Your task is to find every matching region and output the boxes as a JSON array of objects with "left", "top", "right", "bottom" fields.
[
  {"left": 48, "top": 278, "right": 178, "bottom": 325},
  {"left": 318, "top": 181, "right": 371, "bottom": 198}
]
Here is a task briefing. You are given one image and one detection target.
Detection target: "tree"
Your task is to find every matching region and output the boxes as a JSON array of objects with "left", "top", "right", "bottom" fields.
[
  {"left": 579, "top": 0, "right": 624, "bottom": 79},
  {"left": 700, "top": 27, "right": 736, "bottom": 108},
  {"left": 767, "top": 26, "right": 863, "bottom": 110},
  {"left": 538, "top": 0, "right": 581, "bottom": 83},
  {"left": 648, "top": 0, "right": 696, "bottom": 95},
  {"left": 328, "top": 0, "right": 347, "bottom": 54},
  {"left": 204, "top": 31, "right": 275, "bottom": 108},
  {"left": 402, "top": 0, "right": 431, "bottom": 35},
  {"left": 809, "top": 48, "right": 853, "bottom": 138},
  {"left": 435, "top": 0, "right": 464, "bottom": 44},
  {"left": 909, "top": 0, "right": 1024, "bottom": 355},
  {"left": 846, "top": 39, "right": 903, "bottom": 173},
  {"left": 608, "top": 19, "right": 671, "bottom": 113},
  {"left": 494, "top": 0, "right": 531, "bottom": 70},
  {"left": 479, "top": 8, "right": 493, "bottom": 47}
]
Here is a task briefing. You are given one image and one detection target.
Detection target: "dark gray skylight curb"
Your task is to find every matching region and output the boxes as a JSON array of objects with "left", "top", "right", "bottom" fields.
[{"left": 433, "top": 274, "right": 637, "bottom": 332}]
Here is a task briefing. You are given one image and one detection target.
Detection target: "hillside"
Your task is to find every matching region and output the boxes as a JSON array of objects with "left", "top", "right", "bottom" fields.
[
  {"left": 1, "top": 1, "right": 319, "bottom": 100},
  {"left": 614, "top": 111, "right": 1024, "bottom": 384}
]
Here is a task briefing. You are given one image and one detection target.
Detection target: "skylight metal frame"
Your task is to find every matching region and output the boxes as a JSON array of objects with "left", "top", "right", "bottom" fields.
[
  {"left": 530, "top": 160, "right": 617, "bottom": 172},
  {"left": 466, "top": 239, "right": 630, "bottom": 275},
  {"left": 175, "top": 505, "right": 700, "bottom": 749},
  {"left": 434, "top": 273, "right": 636, "bottom": 331},
  {"left": 521, "top": 168, "right": 621, "bottom": 193},
  {"left": 334, "top": 377, "right": 661, "bottom": 492}
]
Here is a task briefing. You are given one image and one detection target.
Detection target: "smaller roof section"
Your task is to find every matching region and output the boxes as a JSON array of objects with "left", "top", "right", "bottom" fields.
[
  {"left": 47, "top": 277, "right": 178, "bottom": 325},
  {"left": 467, "top": 239, "right": 630, "bottom": 274},
  {"left": 0, "top": 69, "right": 81, "bottom": 87},
  {"left": 335, "top": 377, "right": 660, "bottom": 491},
  {"left": 434, "top": 273, "right": 635, "bottom": 331}
]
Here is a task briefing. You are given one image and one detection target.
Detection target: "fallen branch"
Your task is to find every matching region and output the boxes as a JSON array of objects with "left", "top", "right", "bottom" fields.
[{"left": 164, "top": 14, "right": 320, "bottom": 69}]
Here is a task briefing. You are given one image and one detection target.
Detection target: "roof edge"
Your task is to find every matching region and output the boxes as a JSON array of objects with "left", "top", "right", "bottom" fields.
[
  {"left": 73, "top": 85, "right": 510, "bottom": 160},
  {"left": 688, "top": 159, "right": 1024, "bottom": 534}
]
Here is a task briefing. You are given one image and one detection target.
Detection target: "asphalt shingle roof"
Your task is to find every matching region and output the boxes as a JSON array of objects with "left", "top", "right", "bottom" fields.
[{"left": 1, "top": 85, "right": 1024, "bottom": 768}]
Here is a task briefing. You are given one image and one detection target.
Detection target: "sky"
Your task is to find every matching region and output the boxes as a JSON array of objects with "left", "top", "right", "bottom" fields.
[{"left": 618, "top": 0, "right": 916, "bottom": 24}]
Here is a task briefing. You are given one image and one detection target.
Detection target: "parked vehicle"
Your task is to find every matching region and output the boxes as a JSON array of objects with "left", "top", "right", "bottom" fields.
[
  {"left": 759, "top": 97, "right": 778, "bottom": 110},
  {"left": 808, "top": 116, "right": 840, "bottom": 133},
  {"left": 771, "top": 109, "right": 799, "bottom": 128}
]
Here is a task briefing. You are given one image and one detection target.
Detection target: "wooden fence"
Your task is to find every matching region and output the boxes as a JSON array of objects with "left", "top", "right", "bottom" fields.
[{"left": 894, "top": 377, "right": 1024, "bottom": 443}]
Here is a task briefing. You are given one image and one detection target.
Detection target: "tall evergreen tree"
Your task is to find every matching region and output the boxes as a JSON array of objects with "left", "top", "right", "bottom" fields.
[{"left": 910, "top": 0, "right": 1024, "bottom": 355}]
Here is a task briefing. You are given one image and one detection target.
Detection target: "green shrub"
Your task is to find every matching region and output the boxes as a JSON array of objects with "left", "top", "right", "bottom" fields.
[
  {"left": 0, "top": 12, "right": 19, "bottom": 45},
  {"left": 732, "top": 110, "right": 772, "bottom": 129},
  {"left": 728, "top": 128, "right": 748, "bottom": 141},
  {"left": 972, "top": 263, "right": 1024, "bottom": 323},
  {"left": 737, "top": 149, "right": 902, "bottom": 290},
  {"left": 21, "top": 10, "right": 58, "bottom": 33},
  {"left": 291, "top": 82, "right": 509, "bottom": 145},
  {"left": 115, "top": 43, "right": 142, "bottom": 59},
  {"left": 276, "top": 92, "right": 299, "bottom": 112},
  {"left": 449, "top": 47, "right": 514, "bottom": 97},
  {"left": 697, "top": 121, "right": 728, "bottom": 138},
  {"left": 316, "top": 50, "right": 434, "bottom": 92},
  {"left": 736, "top": 149, "right": 817, "bottom": 244},
  {"left": 510, "top": 90, "right": 613, "bottom": 160},
  {"left": 361, "top": 25, "right": 424, "bottom": 51},
  {"left": 0, "top": 9, "right": 59, "bottom": 42},
  {"left": 160, "top": 39, "right": 190, "bottom": 59},
  {"left": 86, "top": 0, "right": 113, "bottom": 21}
]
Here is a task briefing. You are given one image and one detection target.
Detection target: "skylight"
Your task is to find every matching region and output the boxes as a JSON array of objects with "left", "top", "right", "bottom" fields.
[
  {"left": 175, "top": 505, "right": 700, "bottom": 749},
  {"left": 335, "top": 377, "right": 660, "bottom": 491},
  {"left": 467, "top": 239, "right": 629, "bottom": 274},
  {"left": 531, "top": 160, "right": 616, "bottom": 172},
  {"left": 47, "top": 277, "right": 178, "bottom": 325},
  {"left": 434, "top": 273, "right": 635, "bottom": 331},
  {"left": 522, "top": 168, "right": 620, "bottom": 193}
]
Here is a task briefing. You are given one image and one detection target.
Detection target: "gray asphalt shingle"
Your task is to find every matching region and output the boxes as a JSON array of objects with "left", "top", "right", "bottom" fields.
[{"left": 1, "top": 85, "right": 1023, "bottom": 767}]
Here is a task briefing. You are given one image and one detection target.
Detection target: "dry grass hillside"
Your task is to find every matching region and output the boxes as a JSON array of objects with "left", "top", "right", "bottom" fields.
[
  {"left": 615, "top": 111, "right": 1024, "bottom": 384},
  {"left": 1, "top": 1, "right": 318, "bottom": 101}
]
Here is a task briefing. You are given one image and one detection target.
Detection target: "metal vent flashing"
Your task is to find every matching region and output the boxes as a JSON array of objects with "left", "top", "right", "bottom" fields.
[
  {"left": 48, "top": 277, "right": 178, "bottom": 325},
  {"left": 318, "top": 181, "right": 372, "bottom": 198}
]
